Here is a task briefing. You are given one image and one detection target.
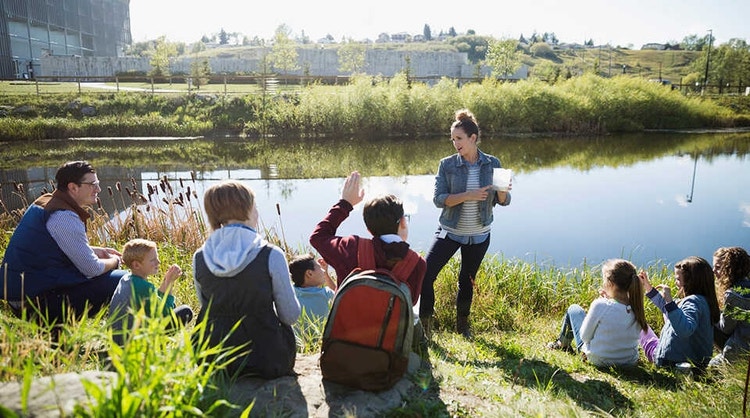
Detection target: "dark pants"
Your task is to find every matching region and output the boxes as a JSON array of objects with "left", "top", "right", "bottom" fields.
[
  {"left": 24, "top": 269, "right": 127, "bottom": 325},
  {"left": 419, "top": 233, "right": 490, "bottom": 318}
]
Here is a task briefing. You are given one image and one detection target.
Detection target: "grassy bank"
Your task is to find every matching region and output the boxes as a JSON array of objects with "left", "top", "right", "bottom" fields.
[
  {"left": 0, "top": 176, "right": 746, "bottom": 416},
  {"left": 1, "top": 74, "right": 748, "bottom": 141}
]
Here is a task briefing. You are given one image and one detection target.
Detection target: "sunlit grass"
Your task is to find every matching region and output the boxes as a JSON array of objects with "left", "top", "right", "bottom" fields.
[
  {"left": 1, "top": 74, "right": 746, "bottom": 141},
  {"left": 1, "top": 174, "right": 748, "bottom": 416}
]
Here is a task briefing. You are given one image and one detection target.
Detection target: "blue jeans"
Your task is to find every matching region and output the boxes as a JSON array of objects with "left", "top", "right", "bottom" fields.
[
  {"left": 419, "top": 233, "right": 491, "bottom": 318},
  {"left": 29, "top": 269, "right": 128, "bottom": 325},
  {"left": 557, "top": 304, "right": 586, "bottom": 351}
]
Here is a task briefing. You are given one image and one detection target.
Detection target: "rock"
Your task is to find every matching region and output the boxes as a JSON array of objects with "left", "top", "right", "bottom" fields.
[
  {"left": 11, "top": 105, "right": 35, "bottom": 116},
  {"left": 0, "top": 370, "right": 117, "bottom": 418},
  {"left": 0, "top": 353, "right": 424, "bottom": 417},
  {"left": 81, "top": 106, "right": 97, "bottom": 116}
]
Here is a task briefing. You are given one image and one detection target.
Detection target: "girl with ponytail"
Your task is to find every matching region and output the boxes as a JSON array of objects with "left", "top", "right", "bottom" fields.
[{"left": 548, "top": 259, "right": 648, "bottom": 366}]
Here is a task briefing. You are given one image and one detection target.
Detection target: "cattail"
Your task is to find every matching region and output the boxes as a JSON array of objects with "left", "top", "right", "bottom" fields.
[
  {"left": 159, "top": 181, "right": 166, "bottom": 193},
  {"left": 12, "top": 181, "right": 18, "bottom": 192},
  {"left": 179, "top": 178, "right": 184, "bottom": 188},
  {"left": 186, "top": 186, "right": 192, "bottom": 202},
  {"left": 147, "top": 183, "right": 154, "bottom": 196},
  {"left": 17, "top": 183, "right": 24, "bottom": 193},
  {"left": 107, "top": 186, "right": 113, "bottom": 196},
  {"left": 116, "top": 181, "right": 122, "bottom": 191},
  {"left": 190, "top": 171, "right": 196, "bottom": 182}
]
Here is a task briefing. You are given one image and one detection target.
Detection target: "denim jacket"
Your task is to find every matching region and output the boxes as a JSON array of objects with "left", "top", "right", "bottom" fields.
[{"left": 433, "top": 149, "right": 511, "bottom": 229}]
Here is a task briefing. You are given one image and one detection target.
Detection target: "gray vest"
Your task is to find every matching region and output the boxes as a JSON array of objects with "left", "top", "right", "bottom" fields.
[{"left": 194, "top": 245, "right": 295, "bottom": 379}]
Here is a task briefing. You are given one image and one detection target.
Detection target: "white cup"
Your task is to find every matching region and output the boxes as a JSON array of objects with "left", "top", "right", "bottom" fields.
[{"left": 493, "top": 168, "right": 513, "bottom": 191}]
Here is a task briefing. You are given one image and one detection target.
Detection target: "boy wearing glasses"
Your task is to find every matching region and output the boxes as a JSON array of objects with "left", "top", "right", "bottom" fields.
[
  {"left": 1, "top": 160, "right": 127, "bottom": 325},
  {"left": 309, "top": 171, "right": 426, "bottom": 305}
]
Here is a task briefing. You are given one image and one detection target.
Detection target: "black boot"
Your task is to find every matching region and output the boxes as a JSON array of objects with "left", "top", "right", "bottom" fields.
[{"left": 457, "top": 315, "right": 471, "bottom": 339}]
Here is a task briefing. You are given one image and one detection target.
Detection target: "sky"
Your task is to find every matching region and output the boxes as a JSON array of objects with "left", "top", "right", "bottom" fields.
[{"left": 129, "top": 0, "right": 749, "bottom": 48}]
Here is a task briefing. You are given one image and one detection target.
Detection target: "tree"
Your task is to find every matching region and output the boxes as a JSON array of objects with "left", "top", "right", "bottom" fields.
[
  {"left": 125, "top": 40, "right": 151, "bottom": 57},
  {"left": 486, "top": 38, "right": 523, "bottom": 79},
  {"left": 448, "top": 27, "right": 457, "bottom": 37},
  {"left": 423, "top": 24, "right": 432, "bottom": 41},
  {"left": 297, "top": 30, "right": 311, "bottom": 44},
  {"left": 681, "top": 34, "right": 708, "bottom": 51},
  {"left": 269, "top": 24, "right": 299, "bottom": 76},
  {"left": 531, "top": 61, "right": 561, "bottom": 84},
  {"left": 694, "top": 38, "right": 750, "bottom": 87},
  {"left": 448, "top": 34, "right": 492, "bottom": 63},
  {"left": 148, "top": 36, "right": 177, "bottom": 77},
  {"left": 191, "top": 41, "right": 206, "bottom": 54},
  {"left": 337, "top": 38, "right": 366, "bottom": 74},
  {"left": 530, "top": 42, "right": 555, "bottom": 59},
  {"left": 190, "top": 59, "right": 211, "bottom": 89},
  {"left": 219, "top": 28, "right": 229, "bottom": 45}
]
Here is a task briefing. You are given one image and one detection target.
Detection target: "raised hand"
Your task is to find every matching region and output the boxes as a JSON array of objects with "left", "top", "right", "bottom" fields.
[{"left": 342, "top": 171, "right": 365, "bottom": 206}]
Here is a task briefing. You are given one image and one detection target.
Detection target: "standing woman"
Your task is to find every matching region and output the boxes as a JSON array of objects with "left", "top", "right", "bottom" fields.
[{"left": 419, "top": 109, "right": 511, "bottom": 339}]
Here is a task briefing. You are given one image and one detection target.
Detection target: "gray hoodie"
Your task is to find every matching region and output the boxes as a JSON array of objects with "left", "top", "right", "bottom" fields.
[{"left": 192, "top": 223, "right": 300, "bottom": 325}]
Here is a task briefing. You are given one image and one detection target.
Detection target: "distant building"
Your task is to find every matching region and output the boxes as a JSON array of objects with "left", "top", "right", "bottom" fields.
[
  {"left": 0, "top": 0, "right": 131, "bottom": 79},
  {"left": 641, "top": 43, "right": 668, "bottom": 50},
  {"left": 390, "top": 32, "right": 411, "bottom": 43}
]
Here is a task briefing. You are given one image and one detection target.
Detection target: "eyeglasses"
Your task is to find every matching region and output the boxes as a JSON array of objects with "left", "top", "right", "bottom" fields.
[
  {"left": 397, "top": 214, "right": 411, "bottom": 224},
  {"left": 79, "top": 180, "right": 100, "bottom": 187}
]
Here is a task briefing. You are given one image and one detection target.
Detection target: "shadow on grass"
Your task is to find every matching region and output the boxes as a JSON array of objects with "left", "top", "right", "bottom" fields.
[
  {"left": 385, "top": 361, "right": 451, "bottom": 418},
  {"left": 426, "top": 335, "right": 684, "bottom": 415}
]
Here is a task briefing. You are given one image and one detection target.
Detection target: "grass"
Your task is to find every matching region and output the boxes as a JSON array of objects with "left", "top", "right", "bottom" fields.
[
  {"left": 1, "top": 72, "right": 748, "bottom": 141},
  {"left": 0, "top": 174, "right": 747, "bottom": 416}
]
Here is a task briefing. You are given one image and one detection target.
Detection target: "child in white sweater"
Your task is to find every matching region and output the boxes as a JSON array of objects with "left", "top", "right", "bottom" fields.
[{"left": 547, "top": 259, "right": 648, "bottom": 366}]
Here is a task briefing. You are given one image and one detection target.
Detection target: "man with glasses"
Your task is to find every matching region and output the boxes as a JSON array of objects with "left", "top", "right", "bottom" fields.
[{"left": 1, "top": 161, "right": 126, "bottom": 326}]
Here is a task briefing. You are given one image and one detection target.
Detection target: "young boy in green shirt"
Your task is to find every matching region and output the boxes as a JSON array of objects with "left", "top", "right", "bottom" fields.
[{"left": 109, "top": 238, "right": 193, "bottom": 345}]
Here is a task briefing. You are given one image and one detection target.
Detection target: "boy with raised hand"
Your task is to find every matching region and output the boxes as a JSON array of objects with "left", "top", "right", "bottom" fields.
[
  {"left": 109, "top": 238, "right": 193, "bottom": 346},
  {"left": 309, "top": 170, "right": 426, "bottom": 304}
]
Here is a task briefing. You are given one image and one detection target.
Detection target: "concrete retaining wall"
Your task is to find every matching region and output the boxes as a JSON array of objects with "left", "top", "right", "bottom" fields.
[{"left": 40, "top": 48, "right": 528, "bottom": 80}]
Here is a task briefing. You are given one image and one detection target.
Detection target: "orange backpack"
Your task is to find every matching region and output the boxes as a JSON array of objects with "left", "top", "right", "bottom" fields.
[{"left": 319, "top": 238, "right": 420, "bottom": 391}]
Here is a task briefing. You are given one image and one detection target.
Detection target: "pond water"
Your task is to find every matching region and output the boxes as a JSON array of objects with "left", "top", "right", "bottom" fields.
[{"left": 1, "top": 132, "right": 748, "bottom": 270}]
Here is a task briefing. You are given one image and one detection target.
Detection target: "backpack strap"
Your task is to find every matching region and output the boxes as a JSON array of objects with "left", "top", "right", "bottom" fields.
[
  {"left": 357, "top": 237, "right": 420, "bottom": 283},
  {"left": 356, "top": 237, "right": 377, "bottom": 271}
]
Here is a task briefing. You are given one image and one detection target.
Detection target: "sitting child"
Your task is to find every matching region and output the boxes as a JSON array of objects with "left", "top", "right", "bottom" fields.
[
  {"left": 109, "top": 238, "right": 194, "bottom": 346},
  {"left": 547, "top": 259, "right": 648, "bottom": 366},
  {"left": 289, "top": 254, "right": 336, "bottom": 331},
  {"left": 711, "top": 246, "right": 750, "bottom": 366},
  {"left": 192, "top": 180, "right": 300, "bottom": 379},
  {"left": 309, "top": 170, "right": 426, "bottom": 302},
  {"left": 639, "top": 256, "right": 720, "bottom": 368}
]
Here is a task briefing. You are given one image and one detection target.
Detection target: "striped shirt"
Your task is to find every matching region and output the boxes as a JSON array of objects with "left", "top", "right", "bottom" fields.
[
  {"left": 46, "top": 210, "right": 106, "bottom": 278},
  {"left": 443, "top": 163, "right": 491, "bottom": 237}
]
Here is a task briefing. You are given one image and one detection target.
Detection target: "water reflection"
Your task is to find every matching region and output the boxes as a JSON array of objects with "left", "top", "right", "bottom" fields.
[
  {"left": 686, "top": 153, "right": 698, "bottom": 204},
  {"left": 1, "top": 132, "right": 748, "bottom": 270}
]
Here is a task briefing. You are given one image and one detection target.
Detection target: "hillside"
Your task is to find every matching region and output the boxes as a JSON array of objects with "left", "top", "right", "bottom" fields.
[{"left": 185, "top": 42, "right": 701, "bottom": 85}]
